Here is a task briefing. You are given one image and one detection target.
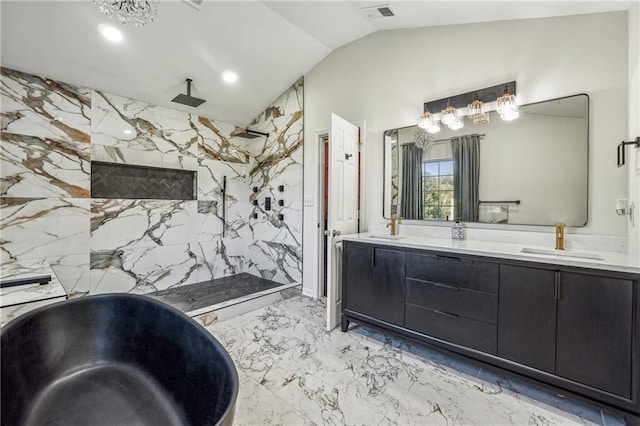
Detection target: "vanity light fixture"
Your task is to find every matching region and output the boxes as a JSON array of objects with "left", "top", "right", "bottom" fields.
[
  {"left": 418, "top": 110, "right": 440, "bottom": 134},
  {"left": 93, "top": 0, "right": 159, "bottom": 26},
  {"left": 496, "top": 85, "right": 519, "bottom": 121},
  {"left": 423, "top": 81, "right": 517, "bottom": 130}
]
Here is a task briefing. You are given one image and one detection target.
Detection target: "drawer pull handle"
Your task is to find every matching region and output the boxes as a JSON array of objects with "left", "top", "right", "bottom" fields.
[
  {"left": 435, "top": 254, "right": 461, "bottom": 261},
  {"left": 433, "top": 310, "right": 459, "bottom": 319},
  {"left": 432, "top": 282, "right": 460, "bottom": 291}
]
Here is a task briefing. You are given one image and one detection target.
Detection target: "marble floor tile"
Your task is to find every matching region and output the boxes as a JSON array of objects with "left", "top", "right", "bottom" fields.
[
  {"left": 205, "top": 295, "right": 624, "bottom": 426},
  {"left": 234, "top": 370, "right": 316, "bottom": 426}
]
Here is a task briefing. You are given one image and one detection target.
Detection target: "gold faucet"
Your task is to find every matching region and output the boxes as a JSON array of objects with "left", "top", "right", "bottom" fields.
[
  {"left": 555, "top": 223, "right": 565, "bottom": 250},
  {"left": 386, "top": 214, "right": 398, "bottom": 236}
]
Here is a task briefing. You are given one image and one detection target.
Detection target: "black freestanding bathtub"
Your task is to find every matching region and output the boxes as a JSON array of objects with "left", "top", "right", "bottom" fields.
[{"left": 1, "top": 293, "right": 238, "bottom": 426}]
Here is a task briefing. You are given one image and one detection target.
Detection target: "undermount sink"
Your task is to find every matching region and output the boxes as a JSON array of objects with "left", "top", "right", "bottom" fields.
[
  {"left": 520, "top": 247, "right": 605, "bottom": 261},
  {"left": 368, "top": 234, "right": 404, "bottom": 240}
]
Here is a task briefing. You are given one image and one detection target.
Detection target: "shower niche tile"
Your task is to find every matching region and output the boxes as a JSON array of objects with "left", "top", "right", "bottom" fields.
[{"left": 91, "top": 161, "right": 196, "bottom": 200}]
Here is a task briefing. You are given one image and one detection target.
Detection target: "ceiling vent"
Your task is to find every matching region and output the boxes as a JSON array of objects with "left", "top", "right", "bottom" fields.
[
  {"left": 183, "top": 0, "right": 203, "bottom": 10},
  {"left": 361, "top": 4, "right": 396, "bottom": 19}
]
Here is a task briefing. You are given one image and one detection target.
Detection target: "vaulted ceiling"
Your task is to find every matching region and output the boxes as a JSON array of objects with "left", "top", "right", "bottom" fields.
[{"left": 0, "top": 1, "right": 632, "bottom": 125}]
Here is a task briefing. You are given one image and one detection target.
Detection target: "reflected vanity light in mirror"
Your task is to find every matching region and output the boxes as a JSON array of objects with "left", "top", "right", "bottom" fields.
[{"left": 384, "top": 94, "right": 589, "bottom": 227}]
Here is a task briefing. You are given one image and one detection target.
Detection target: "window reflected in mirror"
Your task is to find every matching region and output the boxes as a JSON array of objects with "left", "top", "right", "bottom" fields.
[{"left": 423, "top": 160, "right": 453, "bottom": 220}]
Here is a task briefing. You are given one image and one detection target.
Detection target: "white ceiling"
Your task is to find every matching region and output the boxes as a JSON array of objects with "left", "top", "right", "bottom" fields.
[{"left": 0, "top": 0, "right": 633, "bottom": 126}]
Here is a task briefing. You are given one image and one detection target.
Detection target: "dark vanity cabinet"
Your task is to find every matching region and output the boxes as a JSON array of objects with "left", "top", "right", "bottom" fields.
[
  {"left": 498, "top": 265, "right": 557, "bottom": 373},
  {"left": 344, "top": 244, "right": 405, "bottom": 327},
  {"left": 341, "top": 240, "right": 640, "bottom": 421},
  {"left": 499, "top": 265, "right": 634, "bottom": 399},
  {"left": 555, "top": 272, "right": 633, "bottom": 399}
]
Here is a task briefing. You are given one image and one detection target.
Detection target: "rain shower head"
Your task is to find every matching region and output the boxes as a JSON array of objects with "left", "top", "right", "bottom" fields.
[
  {"left": 171, "top": 78, "right": 206, "bottom": 108},
  {"left": 234, "top": 129, "right": 270, "bottom": 139}
]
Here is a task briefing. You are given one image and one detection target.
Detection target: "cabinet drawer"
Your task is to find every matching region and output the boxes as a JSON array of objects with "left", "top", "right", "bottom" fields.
[
  {"left": 406, "top": 278, "right": 497, "bottom": 324},
  {"left": 405, "top": 304, "right": 497, "bottom": 354},
  {"left": 406, "top": 253, "right": 498, "bottom": 294}
]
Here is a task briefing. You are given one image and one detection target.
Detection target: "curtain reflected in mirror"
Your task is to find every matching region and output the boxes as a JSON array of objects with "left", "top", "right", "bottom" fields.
[
  {"left": 400, "top": 143, "right": 424, "bottom": 219},
  {"left": 452, "top": 134, "right": 480, "bottom": 222}
]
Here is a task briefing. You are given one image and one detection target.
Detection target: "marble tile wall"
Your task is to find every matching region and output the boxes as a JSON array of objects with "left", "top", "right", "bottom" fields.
[
  {"left": 1, "top": 67, "right": 304, "bottom": 296},
  {"left": 1, "top": 68, "right": 92, "bottom": 295},
  {"left": 244, "top": 77, "right": 304, "bottom": 284}
]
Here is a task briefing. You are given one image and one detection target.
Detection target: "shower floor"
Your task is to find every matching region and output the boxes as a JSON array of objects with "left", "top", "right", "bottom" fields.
[{"left": 149, "top": 273, "right": 289, "bottom": 315}]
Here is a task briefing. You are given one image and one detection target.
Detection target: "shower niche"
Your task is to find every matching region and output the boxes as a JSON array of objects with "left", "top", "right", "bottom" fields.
[{"left": 91, "top": 162, "right": 196, "bottom": 200}]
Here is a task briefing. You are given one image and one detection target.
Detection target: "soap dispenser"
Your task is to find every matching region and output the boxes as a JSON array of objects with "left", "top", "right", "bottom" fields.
[{"left": 452, "top": 218, "right": 464, "bottom": 240}]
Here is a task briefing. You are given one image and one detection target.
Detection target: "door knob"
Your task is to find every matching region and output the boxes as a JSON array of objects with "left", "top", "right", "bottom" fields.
[{"left": 333, "top": 230, "right": 341, "bottom": 237}]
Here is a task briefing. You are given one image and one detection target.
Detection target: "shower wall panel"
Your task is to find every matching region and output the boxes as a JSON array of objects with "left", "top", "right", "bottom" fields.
[
  {"left": 0, "top": 67, "right": 304, "bottom": 296},
  {"left": 1, "top": 68, "right": 92, "bottom": 295},
  {"left": 245, "top": 77, "right": 304, "bottom": 284}
]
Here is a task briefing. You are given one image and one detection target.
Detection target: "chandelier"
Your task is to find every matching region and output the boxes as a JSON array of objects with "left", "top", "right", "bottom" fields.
[
  {"left": 414, "top": 127, "right": 434, "bottom": 151},
  {"left": 94, "top": 0, "right": 160, "bottom": 26}
]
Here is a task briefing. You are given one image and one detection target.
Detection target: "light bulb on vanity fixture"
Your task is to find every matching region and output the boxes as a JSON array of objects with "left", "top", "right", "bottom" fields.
[
  {"left": 441, "top": 101, "right": 464, "bottom": 130},
  {"left": 497, "top": 85, "right": 519, "bottom": 121},
  {"left": 418, "top": 110, "right": 441, "bottom": 134},
  {"left": 467, "top": 95, "right": 489, "bottom": 125}
]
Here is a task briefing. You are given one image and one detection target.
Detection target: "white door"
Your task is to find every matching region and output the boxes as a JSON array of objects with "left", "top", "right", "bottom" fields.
[{"left": 326, "top": 113, "right": 360, "bottom": 331}]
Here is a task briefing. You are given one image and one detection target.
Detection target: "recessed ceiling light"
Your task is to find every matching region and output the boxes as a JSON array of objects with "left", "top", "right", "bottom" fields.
[
  {"left": 99, "top": 24, "right": 123, "bottom": 43},
  {"left": 222, "top": 71, "right": 238, "bottom": 84}
]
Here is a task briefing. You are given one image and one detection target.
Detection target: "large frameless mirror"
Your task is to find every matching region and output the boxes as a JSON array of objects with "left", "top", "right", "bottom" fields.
[{"left": 383, "top": 94, "right": 589, "bottom": 226}]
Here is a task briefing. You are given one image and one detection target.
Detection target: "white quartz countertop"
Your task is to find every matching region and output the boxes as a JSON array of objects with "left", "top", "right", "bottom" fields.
[
  {"left": 341, "top": 233, "right": 640, "bottom": 275},
  {"left": 1, "top": 264, "right": 67, "bottom": 307}
]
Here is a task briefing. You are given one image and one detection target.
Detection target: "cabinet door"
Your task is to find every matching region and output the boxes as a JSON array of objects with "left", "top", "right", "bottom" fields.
[
  {"left": 498, "top": 265, "right": 557, "bottom": 373},
  {"left": 344, "top": 245, "right": 405, "bottom": 326},
  {"left": 556, "top": 272, "right": 633, "bottom": 398}
]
